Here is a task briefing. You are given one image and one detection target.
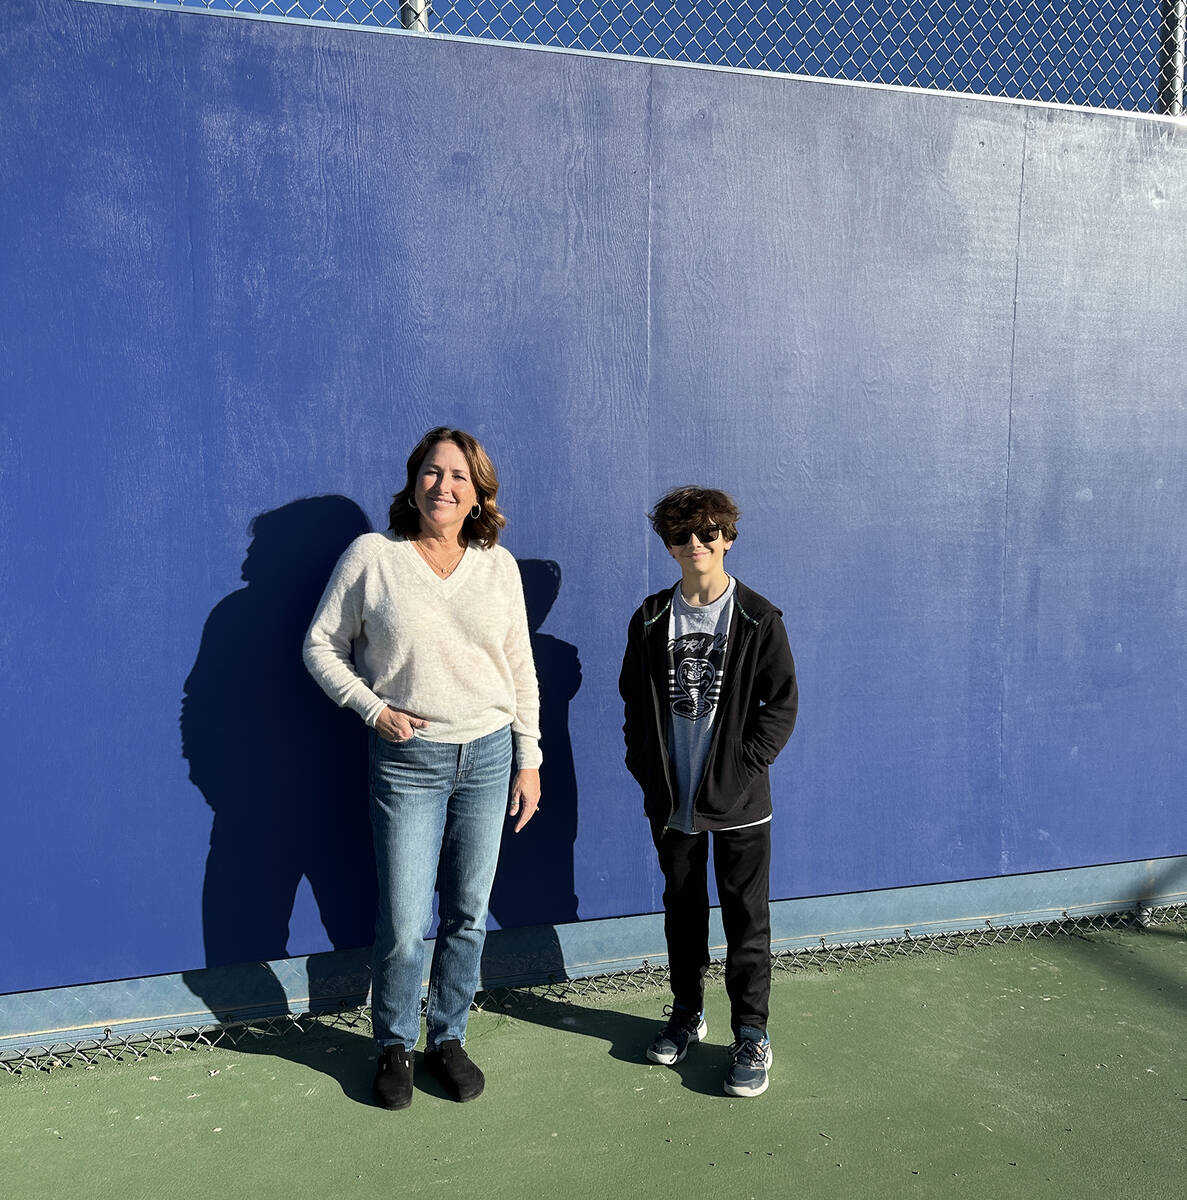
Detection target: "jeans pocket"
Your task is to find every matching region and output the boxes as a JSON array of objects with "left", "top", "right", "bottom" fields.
[{"left": 370, "top": 729, "right": 428, "bottom": 795}]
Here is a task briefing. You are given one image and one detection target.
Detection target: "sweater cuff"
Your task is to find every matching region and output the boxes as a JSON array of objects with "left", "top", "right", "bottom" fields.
[
  {"left": 514, "top": 733, "right": 543, "bottom": 770},
  {"left": 350, "top": 690, "right": 388, "bottom": 728}
]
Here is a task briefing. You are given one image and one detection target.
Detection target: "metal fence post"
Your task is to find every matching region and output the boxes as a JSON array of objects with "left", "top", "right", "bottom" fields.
[
  {"left": 401, "top": 1, "right": 430, "bottom": 32},
  {"left": 1168, "top": 0, "right": 1187, "bottom": 114}
]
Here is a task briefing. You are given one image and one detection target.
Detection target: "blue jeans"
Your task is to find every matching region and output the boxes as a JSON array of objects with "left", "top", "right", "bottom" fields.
[{"left": 368, "top": 725, "right": 512, "bottom": 1050}]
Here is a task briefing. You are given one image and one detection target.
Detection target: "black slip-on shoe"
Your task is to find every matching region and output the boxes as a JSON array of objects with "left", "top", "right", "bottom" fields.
[
  {"left": 372, "top": 1043, "right": 414, "bottom": 1110},
  {"left": 424, "top": 1038, "right": 485, "bottom": 1102}
]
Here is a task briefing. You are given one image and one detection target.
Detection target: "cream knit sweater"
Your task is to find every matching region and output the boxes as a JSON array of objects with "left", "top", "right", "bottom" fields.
[{"left": 303, "top": 532, "right": 542, "bottom": 768}]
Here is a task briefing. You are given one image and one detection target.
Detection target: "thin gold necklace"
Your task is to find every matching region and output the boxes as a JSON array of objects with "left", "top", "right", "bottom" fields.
[{"left": 414, "top": 536, "right": 466, "bottom": 577}]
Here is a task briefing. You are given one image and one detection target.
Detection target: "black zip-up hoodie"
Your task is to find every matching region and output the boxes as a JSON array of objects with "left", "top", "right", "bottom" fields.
[{"left": 619, "top": 579, "right": 798, "bottom": 839}]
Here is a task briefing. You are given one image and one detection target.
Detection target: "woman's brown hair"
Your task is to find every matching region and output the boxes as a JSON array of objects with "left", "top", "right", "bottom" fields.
[{"left": 388, "top": 427, "right": 507, "bottom": 548}]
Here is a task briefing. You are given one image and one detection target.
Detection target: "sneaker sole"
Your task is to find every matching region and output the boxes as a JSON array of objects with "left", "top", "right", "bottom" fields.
[
  {"left": 646, "top": 1017, "right": 708, "bottom": 1066},
  {"left": 723, "top": 1076, "right": 770, "bottom": 1098},
  {"left": 723, "top": 1047, "right": 773, "bottom": 1098}
]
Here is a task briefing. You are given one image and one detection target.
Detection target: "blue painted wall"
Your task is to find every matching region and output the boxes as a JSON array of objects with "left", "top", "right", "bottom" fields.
[{"left": 2, "top": 1, "right": 1185, "bottom": 996}]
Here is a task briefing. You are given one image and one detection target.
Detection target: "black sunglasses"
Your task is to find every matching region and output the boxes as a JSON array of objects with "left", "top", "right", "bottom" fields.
[{"left": 666, "top": 525, "right": 723, "bottom": 546}]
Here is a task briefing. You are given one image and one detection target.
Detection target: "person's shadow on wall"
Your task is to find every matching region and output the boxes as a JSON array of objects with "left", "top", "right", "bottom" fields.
[
  {"left": 180, "top": 496, "right": 376, "bottom": 1024},
  {"left": 485, "top": 559, "right": 582, "bottom": 983}
]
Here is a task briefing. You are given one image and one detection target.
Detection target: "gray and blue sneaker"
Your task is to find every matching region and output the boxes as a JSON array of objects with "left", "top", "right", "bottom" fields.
[
  {"left": 646, "top": 1006, "right": 708, "bottom": 1065},
  {"left": 724, "top": 1028, "right": 772, "bottom": 1097}
]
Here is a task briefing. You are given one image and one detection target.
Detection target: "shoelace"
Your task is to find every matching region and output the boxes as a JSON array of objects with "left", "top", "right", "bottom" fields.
[
  {"left": 730, "top": 1038, "right": 768, "bottom": 1067},
  {"left": 660, "top": 1005, "right": 701, "bottom": 1035}
]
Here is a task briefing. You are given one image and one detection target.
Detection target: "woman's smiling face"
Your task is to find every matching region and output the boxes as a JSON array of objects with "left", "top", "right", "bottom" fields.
[{"left": 413, "top": 439, "right": 478, "bottom": 536}]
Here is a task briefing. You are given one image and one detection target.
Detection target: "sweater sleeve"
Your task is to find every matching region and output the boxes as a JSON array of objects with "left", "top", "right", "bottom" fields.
[
  {"left": 504, "top": 556, "right": 543, "bottom": 769},
  {"left": 303, "top": 538, "right": 388, "bottom": 727}
]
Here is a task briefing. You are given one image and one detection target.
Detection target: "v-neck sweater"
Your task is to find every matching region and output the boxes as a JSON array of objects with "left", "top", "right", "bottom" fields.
[{"left": 304, "top": 532, "right": 542, "bottom": 767}]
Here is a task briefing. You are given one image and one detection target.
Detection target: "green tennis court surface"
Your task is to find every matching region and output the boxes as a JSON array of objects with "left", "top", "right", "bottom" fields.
[{"left": 4, "top": 926, "right": 1182, "bottom": 1200}]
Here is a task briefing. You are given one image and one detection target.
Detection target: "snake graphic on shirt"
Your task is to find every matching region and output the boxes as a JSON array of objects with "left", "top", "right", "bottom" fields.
[{"left": 667, "top": 631, "right": 729, "bottom": 721}]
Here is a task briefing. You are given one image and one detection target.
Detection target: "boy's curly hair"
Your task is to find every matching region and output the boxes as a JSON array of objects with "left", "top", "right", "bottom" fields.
[{"left": 648, "top": 486, "right": 740, "bottom": 546}]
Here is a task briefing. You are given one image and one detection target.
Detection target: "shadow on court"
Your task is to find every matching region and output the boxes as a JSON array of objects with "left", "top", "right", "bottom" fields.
[{"left": 487, "top": 992, "right": 725, "bottom": 1097}]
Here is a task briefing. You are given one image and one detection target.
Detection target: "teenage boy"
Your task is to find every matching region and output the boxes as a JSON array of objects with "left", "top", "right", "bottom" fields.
[{"left": 619, "top": 486, "right": 798, "bottom": 1098}]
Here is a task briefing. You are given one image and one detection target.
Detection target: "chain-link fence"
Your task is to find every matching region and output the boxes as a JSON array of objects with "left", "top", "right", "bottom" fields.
[
  {"left": 5, "top": 902, "right": 1182, "bottom": 1074},
  {"left": 104, "top": 1, "right": 1187, "bottom": 114}
]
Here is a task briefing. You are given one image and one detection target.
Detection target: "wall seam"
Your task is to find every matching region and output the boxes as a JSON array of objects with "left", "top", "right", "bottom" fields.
[
  {"left": 1000, "top": 109, "right": 1030, "bottom": 875},
  {"left": 175, "top": 19, "right": 216, "bottom": 594},
  {"left": 644, "top": 63, "right": 655, "bottom": 584},
  {"left": 644, "top": 63, "right": 656, "bottom": 912}
]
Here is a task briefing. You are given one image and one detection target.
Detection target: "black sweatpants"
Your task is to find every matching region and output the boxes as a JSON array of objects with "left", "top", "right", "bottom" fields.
[{"left": 656, "top": 821, "right": 771, "bottom": 1037}]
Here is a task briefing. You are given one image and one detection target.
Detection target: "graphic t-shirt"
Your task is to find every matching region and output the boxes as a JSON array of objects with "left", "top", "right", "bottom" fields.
[{"left": 666, "top": 578, "right": 736, "bottom": 833}]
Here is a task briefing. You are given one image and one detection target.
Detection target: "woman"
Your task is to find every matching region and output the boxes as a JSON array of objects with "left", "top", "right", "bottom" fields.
[{"left": 304, "top": 427, "right": 541, "bottom": 1110}]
